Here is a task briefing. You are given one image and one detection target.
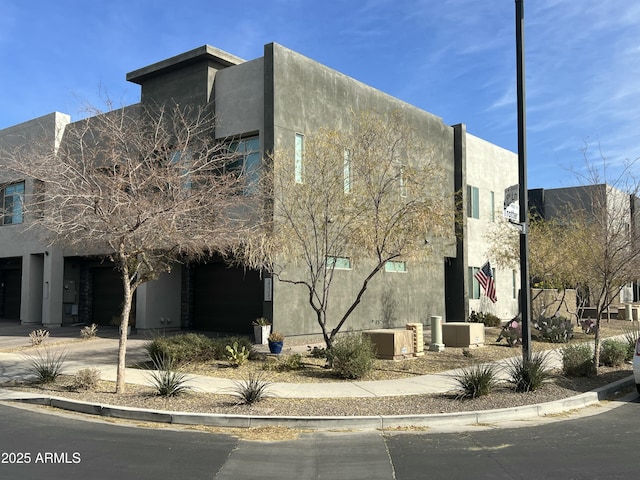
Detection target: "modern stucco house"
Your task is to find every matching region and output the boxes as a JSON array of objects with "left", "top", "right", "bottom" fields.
[
  {"left": 0, "top": 43, "right": 519, "bottom": 336},
  {"left": 529, "top": 184, "right": 640, "bottom": 305}
]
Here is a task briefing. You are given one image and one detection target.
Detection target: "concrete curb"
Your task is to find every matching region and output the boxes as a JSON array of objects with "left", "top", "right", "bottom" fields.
[{"left": 2, "top": 376, "right": 635, "bottom": 431}]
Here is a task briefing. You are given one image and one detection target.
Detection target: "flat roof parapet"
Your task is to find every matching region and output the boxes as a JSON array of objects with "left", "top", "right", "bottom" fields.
[{"left": 126, "top": 45, "right": 245, "bottom": 85}]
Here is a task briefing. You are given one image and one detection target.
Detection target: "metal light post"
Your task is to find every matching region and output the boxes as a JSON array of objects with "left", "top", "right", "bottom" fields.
[{"left": 516, "top": 0, "right": 532, "bottom": 362}]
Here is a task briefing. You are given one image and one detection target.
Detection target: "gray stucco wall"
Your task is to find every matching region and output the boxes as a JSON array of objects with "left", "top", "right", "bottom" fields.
[
  {"left": 265, "top": 43, "right": 456, "bottom": 336},
  {"left": 0, "top": 43, "right": 523, "bottom": 336},
  {"left": 214, "top": 58, "right": 264, "bottom": 138},
  {"left": 0, "top": 113, "right": 71, "bottom": 325},
  {"left": 543, "top": 185, "right": 604, "bottom": 220}
]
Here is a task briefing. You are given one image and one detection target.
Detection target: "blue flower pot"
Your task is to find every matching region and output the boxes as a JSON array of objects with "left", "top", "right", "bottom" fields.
[{"left": 268, "top": 340, "right": 283, "bottom": 354}]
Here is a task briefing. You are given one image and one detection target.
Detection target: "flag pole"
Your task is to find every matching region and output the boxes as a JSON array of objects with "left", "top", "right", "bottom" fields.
[{"left": 516, "top": 0, "right": 532, "bottom": 362}]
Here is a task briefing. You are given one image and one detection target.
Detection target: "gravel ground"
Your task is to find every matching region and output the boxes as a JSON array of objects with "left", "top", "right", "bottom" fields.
[
  {"left": 6, "top": 367, "right": 634, "bottom": 417},
  {"left": 5, "top": 323, "right": 637, "bottom": 417}
]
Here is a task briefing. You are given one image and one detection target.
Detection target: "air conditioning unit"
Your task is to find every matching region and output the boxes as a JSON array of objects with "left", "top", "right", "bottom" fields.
[
  {"left": 441, "top": 322, "right": 485, "bottom": 348},
  {"left": 364, "top": 329, "right": 415, "bottom": 360}
]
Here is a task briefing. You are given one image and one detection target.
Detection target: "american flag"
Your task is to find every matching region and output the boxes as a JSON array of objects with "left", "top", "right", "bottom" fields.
[{"left": 475, "top": 260, "right": 497, "bottom": 303}]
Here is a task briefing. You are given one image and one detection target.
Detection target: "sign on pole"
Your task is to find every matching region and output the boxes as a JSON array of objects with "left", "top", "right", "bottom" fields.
[{"left": 503, "top": 184, "right": 519, "bottom": 223}]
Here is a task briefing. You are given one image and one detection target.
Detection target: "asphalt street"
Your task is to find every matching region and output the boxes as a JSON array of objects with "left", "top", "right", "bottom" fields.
[
  {"left": 0, "top": 403, "right": 237, "bottom": 480},
  {"left": 1, "top": 392, "right": 638, "bottom": 480},
  {"left": 386, "top": 392, "right": 640, "bottom": 479}
]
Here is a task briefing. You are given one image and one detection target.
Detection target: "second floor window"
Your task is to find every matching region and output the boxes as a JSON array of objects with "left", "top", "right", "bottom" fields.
[
  {"left": 295, "top": 133, "right": 304, "bottom": 184},
  {"left": 385, "top": 260, "right": 407, "bottom": 273},
  {"left": 230, "top": 136, "right": 261, "bottom": 194},
  {"left": 326, "top": 256, "right": 351, "bottom": 270},
  {"left": 490, "top": 191, "right": 495, "bottom": 222},
  {"left": 2, "top": 181, "right": 24, "bottom": 225},
  {"left": 467, "top": 185, "right": 479, "bottom": 219},
  {"left": 343, "top": 149, "right": 351, "bottom": 193}
]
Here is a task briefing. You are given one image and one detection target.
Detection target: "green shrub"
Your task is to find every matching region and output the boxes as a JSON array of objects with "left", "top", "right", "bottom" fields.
[
  {"left": 263, "top": 353, "right": 304, "bottom": 372},
  {"left": 225, "top": 341, "right": 250, "bottom": 368},
  {"left": 468, "top": 310, "right": 501, "bottom": 327},
  {"left": 329, "top": 334, "right": 375, "bottom": 380},
  {"left": 599, "top": 339, "right": 627, "bottom": 367},
  {"left": 506, "top": 351, "right": 551, "bottom": 393},
  {"left": 145, "top": 333, "right": 217, "bottom": 365},
  {"left": 561, "top": 343, "right": 594, "bottom": 376},
  {"left": 145, "top": 334, "right": 254, "bottom": 366},
  {"left": 307, "top": 346, "right": 328, "bottom": 359},
  {"left": 232, "top": 374, "right": 272, "bottom": 405},
  {"left": 25, "top": 348, "right": 67, "bottom": 383},
  {"left": 532, "top": 316, "right": 574, "bottom": 343},
  {"left": 467, "top": 310, "right": 482, "bottom": 323},
  {"left": 454, "top": 363, "right": 499, "bottom": 398},
  {"left": 147, "top": 355, "right": 191, "bottom": 397},
  {"left": 71, "top": 368, "right": 101, "bottom": 391},
  {"left": 622, "top": 323, "right": 640, "bottom": 361}
]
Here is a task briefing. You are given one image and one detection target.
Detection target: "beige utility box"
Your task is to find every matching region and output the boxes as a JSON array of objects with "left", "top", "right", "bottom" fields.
[
  {"left": 441, "top": 322, "right": 485, "bottom": 348},
  {"left": 406, "top": 323, "right": 424, "bottom": 357},
  {"left": 364, "top": 329, "right": 415, "bottom": 360}
]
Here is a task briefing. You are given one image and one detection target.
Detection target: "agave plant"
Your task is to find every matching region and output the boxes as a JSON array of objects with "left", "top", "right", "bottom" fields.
[
  {"left": 505, "top": 351, "right": 552, "bottom": 393},
  {"left": 453, "top": 363, "right": 499, "bottom": 398},
  {"left": 232, "top": 373, "right": 273, "bottom": 405},
  {"left": 147, "top": 355, "right": 191, "bottom": 397}
]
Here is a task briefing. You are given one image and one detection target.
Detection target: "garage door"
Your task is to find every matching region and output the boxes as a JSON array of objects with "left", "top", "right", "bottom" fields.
[
  {"left": 192, "top": 263, "right": 262, "bottom": 334},
  {"left": 91, "top": 267, "right": 125, "bottom": 326}
]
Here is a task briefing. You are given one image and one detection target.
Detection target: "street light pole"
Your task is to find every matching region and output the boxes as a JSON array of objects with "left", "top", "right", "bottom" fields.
[{"left": 516, "top": 0, "right": 532, "bottom": 362}]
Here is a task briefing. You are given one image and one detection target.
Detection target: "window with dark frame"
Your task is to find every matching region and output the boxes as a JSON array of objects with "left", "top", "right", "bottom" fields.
[{"left": 1, "top": 181, "right": 25, "bottom": 225}]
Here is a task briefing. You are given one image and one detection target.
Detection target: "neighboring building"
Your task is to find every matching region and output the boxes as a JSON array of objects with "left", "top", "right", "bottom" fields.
[
  {"left": 0, "top": 43, "right": 520, "bottom": 335},
  {"left": 448, "top": 130, "right": 520, "bottom": 321},
  {"left": 529, "top": 184, "right": 640, "bottom": 303}
]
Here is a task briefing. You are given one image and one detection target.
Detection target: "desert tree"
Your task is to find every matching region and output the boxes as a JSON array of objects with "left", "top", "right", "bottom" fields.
[
  {"left": 1, "top": 101, "right": 259, "bottom": 392},
  {"left": 564, "top": 152, "right": 640, "bottom": 371},
  {"left": 486, "top": 214, "right": 583, "bottom": 317},
  {"left": 488, "top": 150, "right": 640, "bottom": 373},
  {"left": 242, "top": 110, "right": 452, "bottom": 349}
]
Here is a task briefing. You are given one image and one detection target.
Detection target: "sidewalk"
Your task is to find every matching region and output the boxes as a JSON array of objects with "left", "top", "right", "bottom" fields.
[{"left": 0, "top": 322, "right": 635, "bottom": 430}]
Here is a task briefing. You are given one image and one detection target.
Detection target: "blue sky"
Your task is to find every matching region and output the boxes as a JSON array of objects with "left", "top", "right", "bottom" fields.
[{"left": 1, "top": 0, "right": 638, "bottom": 189}]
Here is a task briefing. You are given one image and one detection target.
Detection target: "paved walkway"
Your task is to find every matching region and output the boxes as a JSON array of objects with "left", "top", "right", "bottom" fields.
[{"left": 0, "top": 321, "right": 635, "bottom": 430}]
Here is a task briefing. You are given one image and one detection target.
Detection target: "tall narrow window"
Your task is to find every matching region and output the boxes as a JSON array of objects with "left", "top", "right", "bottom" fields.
[
  {"left": 468, "top": 266, "right": 480, "bottom": 299},
  {"left": 170, "top": 149, "right": 193, "bottom": 191},
  {"left": 467, "top": 185, "right": 479, "bottom": 219},
  {"left": 294, "top": 133, "right": 304, "bottom": 184},
  {"left": 399, "top": 166, "right": 407, "bottom": 198},
  {"left": 230, "top": 136, "right": 260, "bottom": 194},
  {"left": 2, "top": 182, "right": 25, "bottom": 225},
  {"left": 490, "top": 191, "right": 495, "bottom": 222},
  {"left": 343, "top": 149, "right": 351, "bottom": 193}
]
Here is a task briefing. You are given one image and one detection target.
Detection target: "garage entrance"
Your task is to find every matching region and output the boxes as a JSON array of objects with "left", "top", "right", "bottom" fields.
[
  {"left": 91, "top": 266, "right": 126, "bottom": 326},
  {"left": 0, "top": 258, "right": 22, "bottom": 320},
  {"left": 192, "top": 262, "right": 262, "bottom": 334}
]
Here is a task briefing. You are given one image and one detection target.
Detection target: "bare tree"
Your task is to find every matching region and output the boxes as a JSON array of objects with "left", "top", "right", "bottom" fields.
[
  {"left": 243, "top": 110, "right": 452, "bottom": 349},
  {"left": 2, "top": 102, "right": 258, "bottom": 392}
]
